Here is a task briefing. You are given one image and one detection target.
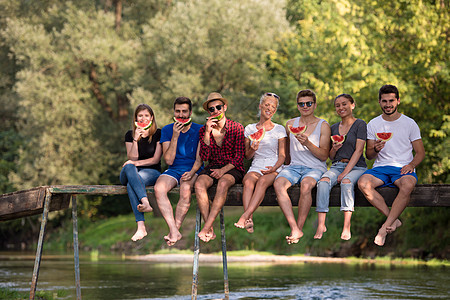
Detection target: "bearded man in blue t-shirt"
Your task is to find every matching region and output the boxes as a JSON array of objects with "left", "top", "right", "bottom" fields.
[{"left": 154, "top": 97, "right": 203, "bottom": 246}]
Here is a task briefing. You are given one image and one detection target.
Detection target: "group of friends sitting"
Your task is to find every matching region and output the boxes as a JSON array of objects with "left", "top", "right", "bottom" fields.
[{"left": 119, "top": 84, "right": 425, "bottom": 248}]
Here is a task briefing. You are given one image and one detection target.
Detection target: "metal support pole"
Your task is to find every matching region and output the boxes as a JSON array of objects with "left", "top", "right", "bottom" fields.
[
  {"left": 191, "top": 206, "right": 201, "bottom": 300},
  {"left": 220, "top": 208, "right": 229, "bottom": 299},
  {"left": 72, "top": 195, "right": 82, "bottom": 299},
  {"left": 30, "top": 189, "right": 52, "bottom": 299}
]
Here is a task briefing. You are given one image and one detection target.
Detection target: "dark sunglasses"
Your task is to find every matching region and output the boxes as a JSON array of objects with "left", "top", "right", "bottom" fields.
[
  {"left": 297, "top": 101, "right": 314, "bottom": 107},
  {"left": 265, "top": 92, "right": 280, "bottom": 99},
  {"left": 208, "top": 104, "right": 223, "bottom": 112}
]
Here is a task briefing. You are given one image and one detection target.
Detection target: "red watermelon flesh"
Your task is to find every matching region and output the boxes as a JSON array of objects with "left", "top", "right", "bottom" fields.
[
  {"left": 173, "top": 117, "right": 192, "bottom": 126},
  {"left": 210, "top": 112, "right": 224, "bottom": 121},
  {"left": 376, "top": 132, "right": 393, "bottom": 142},
  {"left": 249, "top": 127, "right": 265, "bottom": 142},
  {"left": 331, "top": 135, "right": 346, "bottom": 144},
  {"left": 135, "top": 120, "right": 152, "bottom": 130},
  {"left": 288, "top": 124, "right": 307, "bottom": 135}
]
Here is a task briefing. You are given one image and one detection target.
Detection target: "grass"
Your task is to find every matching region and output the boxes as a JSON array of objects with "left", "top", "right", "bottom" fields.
[
  {"left": 41, "top": 205, "right": 449, "bottom": 263},
  {"left": 0, "top": 288, "right": 67, "bottom": 300}
]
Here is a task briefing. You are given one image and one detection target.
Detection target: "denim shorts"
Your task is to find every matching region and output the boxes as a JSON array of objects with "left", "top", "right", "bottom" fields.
[
  {"left": 161, "top": 166, "right": 202, "bottom": 185},
  {"left": 363, "top": 166, "right": 418, "bottom": 187},
  {"left": 276, "top": 164, "right": 324, "bottom": 185}
]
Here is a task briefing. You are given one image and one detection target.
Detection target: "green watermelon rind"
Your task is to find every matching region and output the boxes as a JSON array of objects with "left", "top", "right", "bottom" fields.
[
  {"left": 209, "top": 112, "right": 224, "bottom": 121},
  {"left": 331, "top": 134, "right": 346, "bottom": 144},
  {"left": 376, "top": 132, "right": 393, "bottom": 142},
  {"left": 249, "top": 127, "right": 265, "bottom": 142},
  {"left": 288, "top": 124, "right": 307, "bottom": 135},
  {"left": 173, "top": 117, "right": 192, "bottom": 126},
  {"left": 135, "top": 120, "right": 152, "bottom": 130}
]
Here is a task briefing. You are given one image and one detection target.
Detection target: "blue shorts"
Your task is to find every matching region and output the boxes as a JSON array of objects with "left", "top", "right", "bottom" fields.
[
  {"left": 276, "top": 165, "right": 324, "bottom": 185},
  {"left": 161, "top": 166, "right": 203, "bottom": 185},
  {"left": 363, "top": 166, "right": 418, "bottom": 187}
]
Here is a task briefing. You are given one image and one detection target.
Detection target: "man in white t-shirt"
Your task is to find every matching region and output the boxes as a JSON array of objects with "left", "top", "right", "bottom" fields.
[{"left": 358, "top": 84, "right": 425, "bottom": 247}]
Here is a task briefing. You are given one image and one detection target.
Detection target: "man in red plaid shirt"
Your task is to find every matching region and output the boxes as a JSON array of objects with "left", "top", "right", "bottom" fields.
[{"left": 194, "top": 92, "right": 245, "bottom": 242}]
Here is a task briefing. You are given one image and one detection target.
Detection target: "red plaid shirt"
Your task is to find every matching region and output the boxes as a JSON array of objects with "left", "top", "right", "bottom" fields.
[{"left": 199, "top": 118, "right": 245, "bottom": 172}]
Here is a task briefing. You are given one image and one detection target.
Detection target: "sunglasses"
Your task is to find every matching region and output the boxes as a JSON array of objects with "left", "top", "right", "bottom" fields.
[
  {"left": 208, "top": 104, "right": 224, "bottom": 112},
  {"left": 297, "top": 101, "right": 314, "bottom": 107},
  {"left": 265, "top": 92, "right": 280, "bottom": 99}
]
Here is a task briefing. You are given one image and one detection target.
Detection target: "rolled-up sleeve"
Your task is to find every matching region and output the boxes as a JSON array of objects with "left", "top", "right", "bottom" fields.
[
  {"left": 199, "top": 126, "right": 210, "bottom": 162},
  {"left": 229, "top": 123, "right": 245, "bottom": 171}
]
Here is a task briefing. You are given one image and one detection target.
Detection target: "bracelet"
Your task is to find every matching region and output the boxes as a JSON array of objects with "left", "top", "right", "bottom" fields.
[{"left": 133, "top": 139, "right": 137, "bottom": 142}]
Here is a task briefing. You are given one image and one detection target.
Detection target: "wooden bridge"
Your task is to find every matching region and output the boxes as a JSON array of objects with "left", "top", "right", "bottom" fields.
[{"left": 1, "top": 184, "right": 449, "bottom": 299}]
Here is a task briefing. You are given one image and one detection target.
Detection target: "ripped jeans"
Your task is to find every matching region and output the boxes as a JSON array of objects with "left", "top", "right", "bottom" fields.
[{"left": 316, "top": 162, "right": 367, "bottom": 212}]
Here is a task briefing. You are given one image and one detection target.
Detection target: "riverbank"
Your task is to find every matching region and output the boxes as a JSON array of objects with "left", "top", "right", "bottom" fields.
[
  {"left": 129, "top": 251, "right": 449, "bottom": 266},
  {"left": 2, "top": 206, "right": 449, "bottom": 259}
]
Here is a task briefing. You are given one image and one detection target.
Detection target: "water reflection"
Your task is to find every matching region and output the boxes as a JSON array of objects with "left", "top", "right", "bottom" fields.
[{"left": 0, "top": 253, "right": 448, "bottom": 299}]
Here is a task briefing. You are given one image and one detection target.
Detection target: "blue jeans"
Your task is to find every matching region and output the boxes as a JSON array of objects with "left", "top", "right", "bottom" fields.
[
  {"left": 119, "top": 164, "right": 160, "bottom": 222},
  {"left": 316, "top": 162, "right": 367, "bottom": 212}
]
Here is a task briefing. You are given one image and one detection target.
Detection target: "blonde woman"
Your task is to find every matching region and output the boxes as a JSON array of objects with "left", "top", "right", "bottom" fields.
[{"left": 234, "top": 93, "right": 286, "bottom": 233}]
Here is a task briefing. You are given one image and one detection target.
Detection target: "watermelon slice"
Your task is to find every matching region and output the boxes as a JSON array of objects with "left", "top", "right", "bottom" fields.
[
  {"left": 376, "top": 132, "right": 393, "bottom": 142},
  {"left": 173, "top": 117, "right": 192, "bottom": 126},
  {"left": 249, "top": 127, "right": 265, "bottom": 142},
  {"left": 331, "top": 134, "right": 346, "bottom": 144},
  {"left": 135, "top": 120, "right": 152, "bottom": 130},
  {"left": 209, "top": 112, "right": 224, "bottom": 121},
  {"left": 288, "top": 124, "right": 307, "bottom": 135}
]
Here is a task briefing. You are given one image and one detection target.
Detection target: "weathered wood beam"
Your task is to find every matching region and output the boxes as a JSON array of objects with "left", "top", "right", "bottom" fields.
[{"left": 1, "top": 184, "right": 449, "bottom": 221}]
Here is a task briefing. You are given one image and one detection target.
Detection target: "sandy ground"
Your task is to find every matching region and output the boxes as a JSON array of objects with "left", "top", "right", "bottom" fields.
[{"left": 127, "top": 253, "right": 357, "bottom": 264}]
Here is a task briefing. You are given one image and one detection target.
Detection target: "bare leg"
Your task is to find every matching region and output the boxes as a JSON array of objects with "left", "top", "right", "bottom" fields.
[
  {"left": 314, "top": 212, "right": 327, "bottom": 239},
  {"left": 274, "top": 177, "right": 302, "bottom": 244},
  {"left": 194, "top": 175, "right": 215, "bottom": 242},
  {"left": 131, "top": 221, "right": 147, "bottom": 241},
  {"left": 198, "top": 174, "right": 235, "bottom": 242},
  {"left": 341, "top": 211, "right": 352, "bottom": 240},
  {"left": 154, "top": 175, "right": 182, "bottom": 246},
  {"left": 137, "top": 197, "right": 153, "bottom": 212},
  {"left": 235, "top": 172, "right": 260, "bottom": 230},
  {"left": 374, "top": 176, "right": 416, "bottom": 245},
  {"left": 174, "top": 174, "right": 197, "bottom": 229},
  {"left": 358, "top": 174, "right": 410, "bottom": 246},
  {"left": 297, "top": 177, "right": 317, "bottom": 231}
]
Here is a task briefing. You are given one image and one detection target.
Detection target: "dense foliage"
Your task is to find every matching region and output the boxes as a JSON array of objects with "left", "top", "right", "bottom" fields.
[{"left": 0, "top": 1, "right": 448, "bottom": 256}]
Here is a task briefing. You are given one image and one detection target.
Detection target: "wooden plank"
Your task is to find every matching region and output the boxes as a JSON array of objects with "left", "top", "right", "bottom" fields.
[
  {"left": 0, "top": 187, "right": 70, "bottom": 221},
  {"left": 1, "top": 184, "right": 449, "bottom": 222}
]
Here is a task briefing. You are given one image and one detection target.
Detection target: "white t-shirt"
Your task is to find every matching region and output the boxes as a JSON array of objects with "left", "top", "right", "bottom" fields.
[
  {"left": 244, "top": 123, "right": 286, "bottom": 174},
  {"left": 289, "top": 117, "right": 328, "bottom": 173},
  {"left": 367, "top": 114, "right": 421, "bottom": 168}
]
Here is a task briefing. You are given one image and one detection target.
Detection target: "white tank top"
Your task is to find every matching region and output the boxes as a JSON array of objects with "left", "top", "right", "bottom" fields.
[{"left": 289, "top": 117, "right": 328, "bottom": 173}]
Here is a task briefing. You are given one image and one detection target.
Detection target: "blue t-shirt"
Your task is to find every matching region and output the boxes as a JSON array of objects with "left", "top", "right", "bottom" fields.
[{"left": 160, "top": 122, "right": 203, "bottom": 171}]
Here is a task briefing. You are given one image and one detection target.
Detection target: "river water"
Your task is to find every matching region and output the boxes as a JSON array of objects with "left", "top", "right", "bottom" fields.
[{"left": 1, "top": 252, "right": 448, "bottom": 299}]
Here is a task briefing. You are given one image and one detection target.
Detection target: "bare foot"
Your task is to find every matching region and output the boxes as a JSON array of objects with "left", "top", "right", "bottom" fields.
[
  {"left": 137, "top": 198, "right": 153, "bottom": 213},
  {"left": 164, "top": 231, "right": 182, "bottom": 246},
  {"left": 234, "top": 217, "right": 246, "bottom": 229},
  {"left": 386, "top": 219, "right": 402, "bottom": 233},
  {"left": 286, "top": 229, "right": 303, "bottom": 245},
  {"left": 374, "top": 227, "right": 388, "bottom": 246},
  {"left": 198, "top": 229, "right": 210, "bottom": 242},
  {"left": 314, "top": 225, "right": 327, "bottom": 239},
  {"left": 131, "top": 228, "right": 147, "bottom": 241},
  {"left": 245, "top": 219, "right": 254, "bottom": 234},
  {"left": 206, "top": 228, "right": 216, "bottom": 241},
  {"left": 341, "top": 229, "right": 351, "bottom": 240}
]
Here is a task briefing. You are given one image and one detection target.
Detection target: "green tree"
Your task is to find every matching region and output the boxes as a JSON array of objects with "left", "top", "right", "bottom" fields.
[{"left": 270, "top": 0, "right": 449, "bottom": 183}]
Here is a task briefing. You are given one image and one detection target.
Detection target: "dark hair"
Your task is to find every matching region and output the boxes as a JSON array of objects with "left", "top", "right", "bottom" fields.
[
  {"left": 174, "top": 96, "right": 192, "bottom": 111},
  {"left": 334, "top": 93, "right": 355, "bottom": 104},
  {"left": 296, "top": 89, "right": 316, "bottom": 102},
  {"left": 378, "top": 85, "right": 399, "bottom": 100},
  {"left": 133, "top": 103, "right": 158, "bottom": 143}
]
